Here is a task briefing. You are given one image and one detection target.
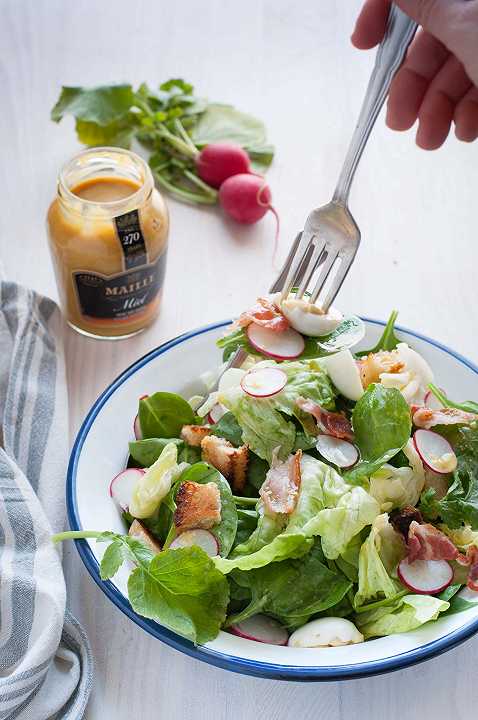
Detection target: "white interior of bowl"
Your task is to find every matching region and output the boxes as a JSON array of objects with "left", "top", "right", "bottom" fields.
[{"left": 73, "top": 320, "right": 478, "bottom": 669}]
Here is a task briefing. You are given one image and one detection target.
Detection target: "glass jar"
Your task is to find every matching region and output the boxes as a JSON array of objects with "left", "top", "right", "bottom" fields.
[{"left": 47, "top": 147, "right": 169, "bottom": 339}]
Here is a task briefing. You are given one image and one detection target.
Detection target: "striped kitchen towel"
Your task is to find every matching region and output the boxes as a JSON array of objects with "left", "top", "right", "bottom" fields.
[{"left": 0, "top": 282, "right": 93, "bottom": 720}]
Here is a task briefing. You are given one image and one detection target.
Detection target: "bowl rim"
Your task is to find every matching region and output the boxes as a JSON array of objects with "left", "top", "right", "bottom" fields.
[{"left": 67, "top": 317, "right": 478, "bottom": 681}]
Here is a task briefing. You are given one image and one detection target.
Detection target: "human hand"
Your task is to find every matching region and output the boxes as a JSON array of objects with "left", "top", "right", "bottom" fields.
[{"left": 352, "top": 0, "right": 478, "bottom": 148}]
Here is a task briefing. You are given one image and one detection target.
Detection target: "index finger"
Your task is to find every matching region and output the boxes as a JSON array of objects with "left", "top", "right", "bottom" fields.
[{"left": 351, "top": 0, "right": 391, "bottom": 49}]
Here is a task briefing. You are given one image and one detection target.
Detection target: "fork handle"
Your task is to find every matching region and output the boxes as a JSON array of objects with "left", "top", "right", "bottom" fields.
[{"left": 333, "top": 5, "right": 417, "bottom": 205}]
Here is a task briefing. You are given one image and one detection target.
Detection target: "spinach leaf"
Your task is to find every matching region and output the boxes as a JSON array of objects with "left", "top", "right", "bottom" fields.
[
  {"left": 317, "top": 316, "right": 365, "bottom": 354},
  {"left": 138, "top": 392, "right": 195, "bottom": 439},
  {"left": 356, "top": 310, "right": 400, "bottom": 357},
  {"left": 428, "top": 384, "right": 478, "bottom": 415},
  {"left": 246, "top": 453, "right": 269, "bottom": 490},
  {"left": 442, "top": 594, "right": 478, "bottom": 616},
  {"left": 438, "top": 583, "right": 462, "bottom": 602},
  {"left": 210, "top": 412, "right": 243, "bottom": 446},
  {"left": 351, "top": 384, "right": 411, "bottom": 466},
  {"left": 216, "top": 328, "right": 255, "bottom": 361},
  {"left": 129, "top": 438, "right": 183, "bottom": 467},
  {"left": 234, "top": 509, "right": 259, "bottom": 548},
  {"left": 420, "top": 423, "right": 478, "bottom": 529},
  {"left": 226, "top": 543, "right": 351, "bottom": 628},
  {"left": 178, "top": 463, "right": 238, "bottom": 556}
]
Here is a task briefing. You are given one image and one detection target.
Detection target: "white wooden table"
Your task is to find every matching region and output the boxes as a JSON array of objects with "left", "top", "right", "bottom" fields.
[{"left": 2, "top": 0, "right": 478, "bottom": 717}]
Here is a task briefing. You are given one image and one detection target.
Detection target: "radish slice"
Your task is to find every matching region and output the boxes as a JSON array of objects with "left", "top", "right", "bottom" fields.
[
  {"left": 208, "top": 403, "right": 228, "bottom": 424},
  {"left": 398, "top": 558, "right": 453, "bottom": 594},
  {"left": 424, "top": 388, "right": 446, "bottom": 410},
  {"left": 229, "top": 614, "right": 289, "bottom": 646},
  {"left": 247, "top": 323, "right": 305, "bottom": 360},
  {"left": 133, "top": 395, "right": 149, "bottom": 440},
  {"left": 413, "top": 429, "right": 457, "bottom": 474},
  {"left": 109, "top": 468, "right": 145, "bottom": 511},
  {"left": 169, "top": 529, "right": 219, "bottom": 557},
  {"left": 240, "top": 367, "right": 287, "bottom": 398},
  {"left": 316, "top": 435, "right": 359, "bottom": 469}
]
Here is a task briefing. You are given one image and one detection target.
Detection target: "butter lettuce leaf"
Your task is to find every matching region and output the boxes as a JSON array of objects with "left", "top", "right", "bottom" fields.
[
  {"left": 216, "top": 455, "right": 329, "bottom": 573},
  {"left": 356, "top": 595, "right": 450, "bottom": 638},
  {"left": 354, "top": 514, "right": 404, "bottom": 608}
]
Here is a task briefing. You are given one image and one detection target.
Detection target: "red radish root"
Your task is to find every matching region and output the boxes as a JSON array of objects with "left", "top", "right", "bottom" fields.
[{"left": 197, "top": 143, "right": 250, "bottom": 189}]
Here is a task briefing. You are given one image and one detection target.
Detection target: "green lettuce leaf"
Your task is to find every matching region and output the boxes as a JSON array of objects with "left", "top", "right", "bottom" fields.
[
  {"left": 354, "top": 514, "right": 404, "bottom": 607},
  {"left": 219, "top": 360, "right": 335, "bottom": 462},
  {"left": 129, "top": 442, "right": 183, "bottom": 518},
  {"left": 368, "top": 440, "right": 425, "bottom": 510},
  {"left": 220, "top": 388, "right": 296, "bottom": 462},
  {"left": 306, "top": 487, "right": 380, "bottom": 560},
  {"left": 356, "top": 595, "right": 450, "bottom": 638},
  {"left": 216, "top": 455, "right": 329, "bottom": 573}
]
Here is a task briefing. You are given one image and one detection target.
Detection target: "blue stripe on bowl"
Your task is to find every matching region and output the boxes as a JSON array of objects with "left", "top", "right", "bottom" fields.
[{"left": 67, "top": 318, "right": 478, "bottom": 681}]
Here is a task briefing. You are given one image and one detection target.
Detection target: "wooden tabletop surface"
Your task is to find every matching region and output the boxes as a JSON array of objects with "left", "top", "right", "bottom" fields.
[{"left": 2, "top": 0, "right": 478, "bottom": 717}]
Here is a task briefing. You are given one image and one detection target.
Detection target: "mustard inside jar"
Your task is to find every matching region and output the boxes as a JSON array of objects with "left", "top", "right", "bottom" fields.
[{"left": 47, "top": 147, "right": 169, "bottom": 339}]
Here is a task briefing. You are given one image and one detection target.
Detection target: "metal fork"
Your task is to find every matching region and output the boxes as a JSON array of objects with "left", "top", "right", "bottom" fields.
[{"left": 270, "top": 5, "right": 417, "bottom": 308}]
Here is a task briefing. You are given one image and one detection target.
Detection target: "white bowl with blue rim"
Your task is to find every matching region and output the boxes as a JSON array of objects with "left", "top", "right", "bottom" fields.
[{"left": 67, "top": 318, "right": 478, "bottom": 680}]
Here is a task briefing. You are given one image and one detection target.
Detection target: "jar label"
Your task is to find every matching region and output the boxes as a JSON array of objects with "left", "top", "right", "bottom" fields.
[
  {"left": 114, "top": 209, "right": 148, "bottom": 269},
  {"left": 73, "top": 252, "right": 167, "bottom": 320}
]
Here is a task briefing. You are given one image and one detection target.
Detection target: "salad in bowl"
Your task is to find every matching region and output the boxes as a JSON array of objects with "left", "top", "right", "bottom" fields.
[{"left": 57, "top": 295, "right": 478, "bottom": 651}]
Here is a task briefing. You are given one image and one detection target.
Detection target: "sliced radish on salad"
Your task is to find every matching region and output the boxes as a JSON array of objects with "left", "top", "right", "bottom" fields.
[
  {"left": 398, "top": 558, "right": 453, "bottom": 594},
  {"left": 229, "top": 614, "right": 289, "bottom": 645},
  {"left": 413, "top": 429, "right": 457, "bottom": 474},
  {"left": 247, "top": 323, "right": 304, "bottom": 360},
  {"left": 208, "top": 403, "right": 228, "bottom": 424},
  {"left": 424, "top": 388, "right": 446, "bottom": 410},
  {"left": 240, "top": 367, "right": 287, "bottom": 398},
  {"left": 109, "top": 468, "right": 145, "bottom": 511},
  {"left": 316, "top": 435, "right": 359, "bottom": 469},
  {"left": 169, "top": 529, "right": 219, "bottom": 556}
]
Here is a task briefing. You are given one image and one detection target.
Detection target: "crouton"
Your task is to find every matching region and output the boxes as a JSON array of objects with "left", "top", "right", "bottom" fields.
[
  {"left": 128, "top": 519, "right": 162, "bottom": 554},
  {"left": 180, "top": 424, "right": 211, "bottom": 446},
  {"left": 200, "top": 435, "right": 249, "bottom": 492},
  {"left": 173, "top": 481, "right": 221, "bottom": 533}
]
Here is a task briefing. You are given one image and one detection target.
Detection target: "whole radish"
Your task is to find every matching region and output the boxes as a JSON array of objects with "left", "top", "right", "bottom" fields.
[
  {"left": 196, "top": 143, "right": 250, "bottom": 188},
  {"left": 219, "top": 173, "right": 276, "bottom": 225}
]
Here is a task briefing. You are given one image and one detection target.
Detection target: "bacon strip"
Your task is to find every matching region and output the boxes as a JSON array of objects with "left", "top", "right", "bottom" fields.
[
  {"left": 407, "top": 520, "right": 459, "bottom": 563},
  {"left": 456, "top": 545, "right": 478, "bottom": 592},
  {"left": 296, "top": 397, "right": 354, "bottom": 441},
  {"left": 412, "top": 406, "right": 477, "bottom": 430},
  {"left": 260, "top": 450, "right": 302, "bottom": 515},
  {"left": 236, "top": 297, "right": 289, "bottom": 333}
]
